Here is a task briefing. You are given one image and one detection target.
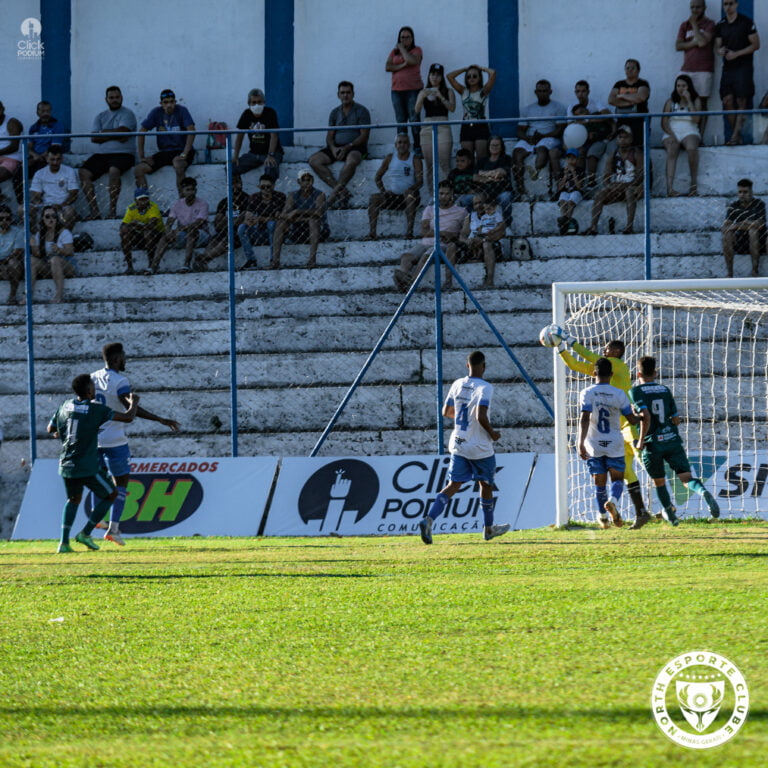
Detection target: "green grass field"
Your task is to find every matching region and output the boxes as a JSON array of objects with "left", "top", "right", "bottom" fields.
[{"left": 1, "top": 523, "right": 766, "bottom": 767}]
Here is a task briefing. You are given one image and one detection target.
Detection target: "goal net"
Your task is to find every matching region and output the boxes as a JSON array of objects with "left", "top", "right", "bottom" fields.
[{"left": 551, "top": 278, "right": 768, "bottom": 527}]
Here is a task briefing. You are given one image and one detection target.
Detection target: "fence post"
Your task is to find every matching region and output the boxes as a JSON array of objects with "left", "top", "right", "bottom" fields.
[
  {"left": 431, "top": 124, "right": 445, "bottom": 455},
  {"left": 225, "top": 134, "right": 239, "bottom": 457},
  {"left": 21, "top": 138, "right": 37, "bottom": 462}
]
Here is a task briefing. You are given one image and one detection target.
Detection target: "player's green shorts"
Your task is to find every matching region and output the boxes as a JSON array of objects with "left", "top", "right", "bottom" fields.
[
  {"left": 641, "top": 441, "right": 691, "bottom": 479},
  {"left": 63, "top": 469, "right": 115, "bottom": 499}
]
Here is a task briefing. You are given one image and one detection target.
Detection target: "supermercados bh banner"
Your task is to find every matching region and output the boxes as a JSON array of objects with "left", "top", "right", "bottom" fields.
[
  {"left": 13, "top": 457, "right": 277, "bottom": 539},
  {"left": 263, "top": 453, "right": 543, "bottom": 536}
]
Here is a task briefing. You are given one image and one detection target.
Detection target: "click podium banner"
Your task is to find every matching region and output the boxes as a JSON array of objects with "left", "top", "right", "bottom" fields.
[
  {"left": 264, "top": 453, "right": 545, "bottom": 537},
  {"left": 13, "top": 457, "right": 277, "bottom": 539}
]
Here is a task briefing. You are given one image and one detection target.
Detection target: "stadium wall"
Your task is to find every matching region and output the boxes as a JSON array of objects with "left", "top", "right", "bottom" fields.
[{"left": 7, "top": 1, "right": 767, "bottom": 147}]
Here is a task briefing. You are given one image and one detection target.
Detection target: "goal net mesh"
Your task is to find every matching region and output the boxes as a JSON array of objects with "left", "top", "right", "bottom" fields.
[{"left": 556, "top": 282, "right": 768, "bottom": 524}]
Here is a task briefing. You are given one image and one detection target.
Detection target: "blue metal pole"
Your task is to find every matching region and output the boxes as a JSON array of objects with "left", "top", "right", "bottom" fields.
[
  {"left": 432, "top": 124, "right": 445, "bottom": 454},
  {"left": 643, "top": 116, "right": 652, "bottom": 280},
  {"left": 225, "top": 135, "right": 239, "bottom": 457},
  {"left": 20, "top": 138, "right": 37, "bottom": 462}
]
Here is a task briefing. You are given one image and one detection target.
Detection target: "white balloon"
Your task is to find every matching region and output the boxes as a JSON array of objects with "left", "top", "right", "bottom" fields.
[{"left": 563, "top": 122, "right": 588, "bottom": 149}]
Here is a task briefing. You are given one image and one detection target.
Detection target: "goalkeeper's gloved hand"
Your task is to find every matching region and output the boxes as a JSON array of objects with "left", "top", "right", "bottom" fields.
[
  {"left": 556, "top": 340, "right": 568, "bottom": 353},
  {"left": 560, "top": 330, "right": 577, "bottom": 347}
]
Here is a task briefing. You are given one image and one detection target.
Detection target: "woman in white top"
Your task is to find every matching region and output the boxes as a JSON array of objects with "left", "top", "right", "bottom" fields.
[
  {"left": 447, "top": 64, "right": 496, "bottom": 166},
  {"left": 661, "top": 75, "right": 702, "bottom": 197},
  {"left": 30, "top": 205, "right": 75, "bottom": 303},
  {"left": 414, "top": 63, "right": 455, "bottom": 188}
]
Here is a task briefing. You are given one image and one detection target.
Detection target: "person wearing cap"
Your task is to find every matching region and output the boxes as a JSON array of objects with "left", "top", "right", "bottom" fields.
[
  {"left": 583, "top": 124, "right": 643, "bottom": 236},
  {"left": 308, "top": 81, "right": 371, "bottom": 209},
  {"left": 233, "top": 88, "right": 283, "bottom": 181},
  {"left": 197, "top": 174, "right": 252, "bottom": 271},
  {"left": 511, "top": 80, "right": 566, "bottom": 201},
  {"left": 135, "top": 89, "right": 195, "bottom": 196},
  {"left": 28, "top": 144, "right": 80, "bottom": 230},
  {"left": 238, "top": 174, "right": 287, "bottom": 270},
  {"left": 80, "top": 86, "right": 137, "bottom": 221},
  {"left": 556, "top": 148, "right": 585, "bottom": 235},
  {"left": 271, "top": 170, "right": 329, "bottom": 269},
  {"left": 120, "top": 187, "right": 167, "bottom": 275},
  {"left": 415, "top": 63, "right": 455, "bottom": 186}
]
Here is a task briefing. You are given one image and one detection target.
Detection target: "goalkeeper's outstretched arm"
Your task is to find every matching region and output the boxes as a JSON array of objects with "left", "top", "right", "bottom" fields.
[{"left": 553, "top": 330, "right": 597, "bottom": 376}]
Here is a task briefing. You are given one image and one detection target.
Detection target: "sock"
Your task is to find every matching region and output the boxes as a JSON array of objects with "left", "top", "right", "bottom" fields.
[
  {"left": 686, "top": 478, "right": 707, "bottom": 497},
  {"left": 427, "top": 492, "right": 449, "bottom": 521},
  {"left": 82, "top": 496, "right": 114, "bottom": 536},
  {"left": 60, "top": 500, "right": 78, "bottom": 545},
  {"left": 480, "top": 498, "right": 494, "bottom": 527},
  {"left": 626, "top": 480, "right": 647, "bottom": 514},
  {"left": 110, "top": 486, "right": 127, "bottom": 526},
  {"left": 595, "top": 485, "right": 608, "bottom": 517},
  {"left": 610, "top": 480, "right": 624, "bottom": 501},
  {"left": 655, "top": 484, "right": 672, "bottom": 510}
]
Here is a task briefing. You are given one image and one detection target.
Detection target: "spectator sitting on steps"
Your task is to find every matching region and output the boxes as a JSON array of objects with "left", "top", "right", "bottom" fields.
[
  {"left": 239, "top": 175, "right": 287, "bottom": 270},
  {"left": 722, "top": 177, "right": 766, "bottom": 277},
  {"left": 120, "top": 187, "right": 168, "bottom": 275},
  {"left": 166, "top": 177, "right": 210, "bottom": 273},
  {"left": 364, "top": 133, "right": 422, "bottom": 240},
  {"left": 196, "top": 174, "right": 251, "bottom": 272}
]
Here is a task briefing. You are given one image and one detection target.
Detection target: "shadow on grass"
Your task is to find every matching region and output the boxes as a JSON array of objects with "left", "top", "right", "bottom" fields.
[
  {"left": 1, "top": 703, "right": 766, "bottom": 723},
  {"left": 84, "top": 572, "right": 376, "bottom": 581}
]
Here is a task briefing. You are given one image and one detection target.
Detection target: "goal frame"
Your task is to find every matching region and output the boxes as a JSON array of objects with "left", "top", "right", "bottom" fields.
[{"left": 551, "top": 277, "right": 768, "bottom": 527}]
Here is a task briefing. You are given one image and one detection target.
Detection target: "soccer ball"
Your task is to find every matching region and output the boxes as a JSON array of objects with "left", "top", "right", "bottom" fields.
[{"left": 539, "top": 323, "right": 564, "bottom": 348}]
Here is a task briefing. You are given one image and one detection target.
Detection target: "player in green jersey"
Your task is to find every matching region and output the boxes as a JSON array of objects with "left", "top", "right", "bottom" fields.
[
  {"left": 48, "top": 373, "right": 139, "bottom": 552},
  {"left": 628, "top": 356, "right": 720, "bottom": 527}
]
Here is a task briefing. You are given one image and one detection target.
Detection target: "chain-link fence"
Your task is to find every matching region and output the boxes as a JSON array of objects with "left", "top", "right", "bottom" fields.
[{"left": 1, "top": 109, "right": 765, "bottom": 475}]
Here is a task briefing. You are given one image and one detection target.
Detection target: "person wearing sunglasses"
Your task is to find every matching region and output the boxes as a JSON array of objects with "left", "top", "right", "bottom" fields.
[
  {"left": 29, "top": 205, "right": 75, "bottom": 303},
  {"left": 447, "top": 64, "right": 497, "bottom": 166},
  {"left": 238, "top": 174, "right": 286, "bottom": 270}
]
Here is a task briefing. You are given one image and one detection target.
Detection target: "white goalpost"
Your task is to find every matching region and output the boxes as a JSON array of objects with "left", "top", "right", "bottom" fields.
[{"left": 551, "top": 278, "right": 768, "bottom": 527}]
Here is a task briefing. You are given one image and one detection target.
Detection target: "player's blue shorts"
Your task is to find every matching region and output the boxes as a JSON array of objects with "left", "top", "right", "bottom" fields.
[
  {"left": 99, "top": 444, "right": 131, "bottom": 478},
  {"left": 586, "top": 455, "right": 625, "bottom": 475},
  {"left": 448, "top": 454, "right": 496, "bottom": 485}
]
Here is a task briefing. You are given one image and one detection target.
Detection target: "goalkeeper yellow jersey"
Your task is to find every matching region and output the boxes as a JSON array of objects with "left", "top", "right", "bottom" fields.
[{"left": 560, "top": 342, "right": 636, "bottom": 433}]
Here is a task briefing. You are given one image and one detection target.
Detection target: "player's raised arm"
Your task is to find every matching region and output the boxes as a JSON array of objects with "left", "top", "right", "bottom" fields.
[{"left": 119, "top": 392, "right": 179, "bottom": 431}]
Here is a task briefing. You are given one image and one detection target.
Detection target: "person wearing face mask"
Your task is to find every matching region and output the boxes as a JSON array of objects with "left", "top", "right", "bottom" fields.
[{"left": 233, "top": 89, "right": 283, "bottom": 181}]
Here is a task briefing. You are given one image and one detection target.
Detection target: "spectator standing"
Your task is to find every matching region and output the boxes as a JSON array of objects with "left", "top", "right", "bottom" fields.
[
  {"left": 30, "top": 206, "right": 75, "bottom": 303},
  {"left": 568, "top": 80, "right": 613, "bottom": 190},
  {"left": 233, "top": 88, "right": 283, "bottom": 181},
  {"left": 309, "top": 82, "right": 371, "bottom": 210},
  {"left": 415, "top": 63, "right": 455, "bottom": 187},
  {"left": 198, "top": 174, "right": 251, "bottom": 271},
  {"left": 166, "top": 177, "right": 210, "bottom": 272},
  {"left": 120, "top": 187, "right": 167, "bottom": 275},
  {"left": 722, "top": 178, "right": 765, "bottom": 277},
  {"left": 29, "top": 144, "right": 79, "bottom": 230},
  {"left": 272, "top": 170, "right": 329, "bottom": 269},
  {"left": 583, "top": 125, "right": 643, "bottom": 235},
  {"left": 447, "top": 65, "right": 497, "bottom": 166},
  {"left": 365, "top": 134, "right": 422, "bottom": 240},
  {"left": 0, "top": 204, "right": 23, "bottom": 304},
  {"left": 714, "top": 0, "right": 760, "bottom": 145},
  {"left": 386, "top": 26, "right": 423, "bottom": 154},
  {"left": 393, "top": 180, "right": 467, "bottom": 291},
  {"left": 608, "top": 59, "right": 651, "bottom": 147},
  {"left": 676, "top": 0, "right": 716, "bottom": 139},
  {"left": 511, "top": 80, "right": 566, "bottom": 200},
  {"left": 135, "top": 89, "right": 196, "bottom": 195},
  {"left": 79, "top": 86, "right": 137, "bottom": 220},
  {"left": 239, "top": 175, "right": 287, "bottom": 270},
  {"left": 0, "top": 102, "right": 23, "bottom": 196},
  {"left": 474, "top": 135, "right": 513, "bottom": 225},
  {"left": 661, "top": 75, "right": 702, "bottom": 196}
]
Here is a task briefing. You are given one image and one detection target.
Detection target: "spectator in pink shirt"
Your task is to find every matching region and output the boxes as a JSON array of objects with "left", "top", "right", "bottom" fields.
[
  {"left": 676, "top": 1, "right": 716, "bottom": 138},
  {"left": 386, "top": 26, "right": 424, "bottom": 155},
  {"left": 165, "top": 177, "right": 210, "bottom": 272}
]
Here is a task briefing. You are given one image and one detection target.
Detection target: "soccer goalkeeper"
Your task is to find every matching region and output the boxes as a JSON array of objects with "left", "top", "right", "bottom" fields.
[{"left": 552, "top": 329, "right": 650, "bottom": 528}]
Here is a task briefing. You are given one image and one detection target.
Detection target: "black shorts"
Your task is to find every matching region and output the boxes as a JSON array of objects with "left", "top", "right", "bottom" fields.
[
  {"left": 317, "top": 145, "right": 368, "bottom": 162},
  {"left": 286, "top": 221, "right": 330, "bottom": 244},
  {"left": 460, "top": 122, "right": 491, "bottom": 143},
  {"left": 720, "top": 66, "right": 755, "bottom": 100},
  {"left": 376, "top": 190, "right": 418, "bottom": 210},
  {"left": 63, "top": 469, "right": 115, "bottom": 499},
  {"left": 145, "top": 148, "right": 196, "bottom": 170},
  {"left": 734, "top": 229, "right": 767, "bottom": 254},
  {"left": 80, "top": 153, "right": 135, "bottom": 179}
]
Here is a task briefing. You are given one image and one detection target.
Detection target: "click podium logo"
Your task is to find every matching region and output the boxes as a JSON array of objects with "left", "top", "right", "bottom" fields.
[{"left": 652, "top": 651, "right": 749, "bottom": 749}]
